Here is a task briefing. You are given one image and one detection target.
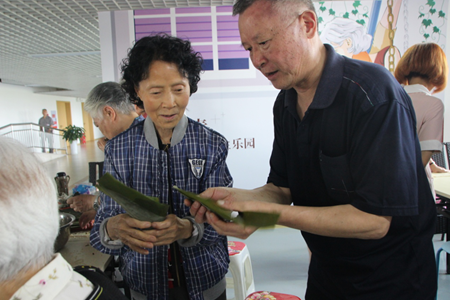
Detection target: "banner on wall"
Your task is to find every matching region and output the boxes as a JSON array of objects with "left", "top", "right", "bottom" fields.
[{"left": 51, "top": 110, "right": 57, "bottom": 129}]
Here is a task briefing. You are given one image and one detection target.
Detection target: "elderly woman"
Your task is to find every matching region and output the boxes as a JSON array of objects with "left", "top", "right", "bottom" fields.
[
  {"left": 0, "top": 137, "right": 127, "bottom": 300},
  {"left": 394, "top": 42, "right": 449, "bottom": 199},
  {"left": 90, "top": 34, "right": 232, "bottom": 300}
]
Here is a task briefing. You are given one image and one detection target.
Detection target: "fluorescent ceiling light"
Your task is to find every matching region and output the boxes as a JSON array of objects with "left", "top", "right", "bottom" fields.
[{"left": 28, "top": 51, "right": 100, "bottom": 58}]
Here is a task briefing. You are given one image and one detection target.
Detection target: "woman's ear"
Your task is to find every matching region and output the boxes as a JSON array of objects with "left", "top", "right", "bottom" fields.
[{"left": 135, "top": 86, "right": 141, "bottom": 100}]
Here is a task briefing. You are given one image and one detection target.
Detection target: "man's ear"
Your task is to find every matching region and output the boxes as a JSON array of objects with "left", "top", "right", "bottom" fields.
[
  {"left": 301, "top": 10, "right": 318, "bottom": 38},
  {"left": 103, "top": 106, "right": 117, "bottom": 121}
]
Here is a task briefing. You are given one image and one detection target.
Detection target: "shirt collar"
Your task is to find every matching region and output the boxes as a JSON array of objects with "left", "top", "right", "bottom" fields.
[
  {"left": 11, "top": 254, "right": 76, "bottom": 300},
  {"left": 144, "top": 114, "right": 188, "bottom": 149},
  {"left": 284, "top": 44, "right": 345, "bottom": 110},
  {"left": 402, "top": 84, "right": 432, "bottom": 96}
]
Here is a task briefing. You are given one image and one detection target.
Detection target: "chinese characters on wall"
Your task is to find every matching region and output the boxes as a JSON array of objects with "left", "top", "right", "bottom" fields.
[{"left": 197, "top": 118, "right": 255, "bottom": 150}]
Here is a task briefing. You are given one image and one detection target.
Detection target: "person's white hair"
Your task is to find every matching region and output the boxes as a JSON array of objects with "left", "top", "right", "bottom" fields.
[
  {"left": 84, "top": 81, "right": 136, "bottom": 120},
  {"left": 320, "top": 17, "right": 372, "bottom": 55},
  {"left": 0, "top": 137, "right": 59, "bottom": 281}
]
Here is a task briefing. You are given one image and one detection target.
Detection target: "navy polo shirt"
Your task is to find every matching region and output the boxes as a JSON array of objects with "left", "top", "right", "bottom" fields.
[{"left": 268, "top": 45, "right": 436, "bottom": 299}]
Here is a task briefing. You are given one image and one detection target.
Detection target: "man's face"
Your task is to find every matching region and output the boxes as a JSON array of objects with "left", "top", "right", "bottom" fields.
[
  {"left": 239, "top": 1, "right": 310, "bottom": 90},
  {"left": 42, "top": 109, "right": 48, "bottom": 117},
  {"left": 136, "top": 60, "right": 190, "bottom": 139},
  {"left": 92, "top": 107, "right": 120, "bottom": 140}
]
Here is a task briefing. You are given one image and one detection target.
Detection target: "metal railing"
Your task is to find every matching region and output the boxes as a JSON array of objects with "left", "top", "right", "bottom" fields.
[{"left": 0, "top": 123, "right": 67, "bottom": 154}]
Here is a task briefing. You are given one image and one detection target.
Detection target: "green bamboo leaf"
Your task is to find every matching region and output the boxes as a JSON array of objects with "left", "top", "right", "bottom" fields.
[
  {"left": 173, "top": 186, "right": 280, "bottom": 227},
  {"left": 239, "top": 211, "right": 280, "bottom": 227},
  {"left": 173, "top": 186, "right": 234, "bottom": 220},
  {"left": 97, "top": 173, "right": 169, "bottom": 222}
]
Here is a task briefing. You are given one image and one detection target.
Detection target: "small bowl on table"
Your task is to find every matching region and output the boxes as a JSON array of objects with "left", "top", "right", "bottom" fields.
[{"left": 54, "top": 212, "right": 76, "bottom": 252}]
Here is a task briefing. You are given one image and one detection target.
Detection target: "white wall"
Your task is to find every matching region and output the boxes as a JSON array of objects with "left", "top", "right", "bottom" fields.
[{"left": 0, "top": 83, "right": 84, "bottom": 143}]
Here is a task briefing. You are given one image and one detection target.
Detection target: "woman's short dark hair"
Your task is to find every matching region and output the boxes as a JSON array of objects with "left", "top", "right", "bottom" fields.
[
  {"left": 394, "top": 42, "right": 448, "bottom": 93},
  {"left": 121, "top": 34, "right": 203, "bottom": 108}
]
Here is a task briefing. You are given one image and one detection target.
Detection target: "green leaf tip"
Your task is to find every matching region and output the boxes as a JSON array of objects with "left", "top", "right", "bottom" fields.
[{"left": 96, "top": 173, "right": 169, "bottom": 222}]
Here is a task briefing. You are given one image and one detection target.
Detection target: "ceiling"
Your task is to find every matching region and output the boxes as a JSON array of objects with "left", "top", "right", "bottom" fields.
[{"left": 0, "top": 0, "right": 338, "bottom": 98}]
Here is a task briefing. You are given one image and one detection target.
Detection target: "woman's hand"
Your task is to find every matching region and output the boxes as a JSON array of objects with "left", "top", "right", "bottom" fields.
[
  {"left": 146, "top": 214, "right": 192, "bottom": 246},
  {"left": 106, "top": 214, "right": 155, "bottom": 255}
]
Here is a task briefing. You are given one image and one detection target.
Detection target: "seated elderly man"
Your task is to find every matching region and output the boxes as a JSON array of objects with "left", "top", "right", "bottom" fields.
[
  {"left": 67, "top": 82, "right": 140, "bottom": 229},
  {"left": 0, "top": 136, "right": 127, "bottom": 300}
]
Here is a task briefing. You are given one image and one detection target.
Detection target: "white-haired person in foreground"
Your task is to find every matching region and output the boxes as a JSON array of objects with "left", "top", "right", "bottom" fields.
[{"left": 0, "top": 136, "right": 127, "bottom": 300}]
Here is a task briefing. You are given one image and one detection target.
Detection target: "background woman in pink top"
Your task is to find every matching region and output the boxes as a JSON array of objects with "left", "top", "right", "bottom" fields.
[{"left": 395, "top": 42, "right": 449, "bottom": 199}]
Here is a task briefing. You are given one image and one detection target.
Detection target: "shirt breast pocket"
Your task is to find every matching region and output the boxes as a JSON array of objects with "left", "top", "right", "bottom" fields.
[{"left": 319, "top": 151, "right": 355, "bottom": 204}]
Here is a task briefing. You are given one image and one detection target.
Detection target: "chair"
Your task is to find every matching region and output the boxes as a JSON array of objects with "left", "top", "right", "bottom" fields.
[
  {"left": 227, "top": 241, "right": 256, "bottom": 300},
  {"left": 435, "top": 241, "right": 450, "bottom": 300},
  {"left": 445, "top": 142, "right": 450, "bottom": 169},
  {"left": 436, "top": 213, "right": 448, "bottom": 241},
  {"left": 88, "top": 161, "right": 104, "bottom": 185},
  {"left": 432, "top": 149, "right": 447, "bottom": 169},
  {"left": 433, "top": 143, "right": 449, "bottom": 241}
]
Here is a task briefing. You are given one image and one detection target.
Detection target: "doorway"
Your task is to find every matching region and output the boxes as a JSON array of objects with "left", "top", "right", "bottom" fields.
[
  {"left": 56, "top": 101, "right": 72, "bottom": 151},
  {"left": 81, "top": 102, "right": 94, "bottom": 142},
  {"left": 56, "top": 101, "right": 72, "bottom": 130}
]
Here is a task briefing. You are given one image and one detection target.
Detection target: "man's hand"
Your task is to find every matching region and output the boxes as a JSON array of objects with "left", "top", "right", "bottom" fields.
[
  {"left": 185, "top": 187, "right": 236, "bottom": 224},
  {"left": 97, "top": 137, "right": 108, "bottom": 152},
  {"left": 67, "top": 194, "right": 96, "bottom": 213},
  {"left": 185, "top": 187, "right": 265, "bottom": 239},
  {"left": 79, "top": 209, "right": 96, "bottom": 230}
]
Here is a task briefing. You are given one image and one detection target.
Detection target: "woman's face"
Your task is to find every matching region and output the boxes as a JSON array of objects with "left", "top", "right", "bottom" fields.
[{"left": 136, "top": 61, "right": 190, "bottom": 142}]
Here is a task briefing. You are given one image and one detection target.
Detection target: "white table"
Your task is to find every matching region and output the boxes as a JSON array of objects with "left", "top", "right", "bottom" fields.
[
  {"left": 58, "top": 231, "right": 112, "bottom": 271},
  {"left": 433, "top": 172, "right": 450, "bottom": 273},
  {"left": 433, "top": 173, "right": 450, "bottom": 199}
]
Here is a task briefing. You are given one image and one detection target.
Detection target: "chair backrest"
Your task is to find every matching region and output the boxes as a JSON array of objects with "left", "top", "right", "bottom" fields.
[
  {"left": 89, "top": 161, "right": 104, "bottom": 186},
  {"left": 445, "top": 142, "right": 450, "bottom": 169},
  {"left": 432, "top": 143, "right": 448, "bottom": 169}
]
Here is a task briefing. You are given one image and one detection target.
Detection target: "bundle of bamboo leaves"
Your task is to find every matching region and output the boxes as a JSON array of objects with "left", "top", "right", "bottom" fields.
[{"left": 96, "top": 173, "right": 280, "bottom": 227}]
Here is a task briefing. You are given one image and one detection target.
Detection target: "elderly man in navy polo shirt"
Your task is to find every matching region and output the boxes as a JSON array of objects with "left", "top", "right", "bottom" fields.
[{"left": 189, "top": 0, "right": 437, "bottom": 299}]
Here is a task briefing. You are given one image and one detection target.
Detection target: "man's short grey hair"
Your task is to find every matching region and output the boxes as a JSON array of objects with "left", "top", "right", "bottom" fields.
[
  {"left": 84, "top": 81, "right": 136, "bottom": 120},
  {"left": 233, "top": 0, "right": 316, "bottom": 16},
  {"left": 0, "top": 137, "right": 59, "bottom": 281}
]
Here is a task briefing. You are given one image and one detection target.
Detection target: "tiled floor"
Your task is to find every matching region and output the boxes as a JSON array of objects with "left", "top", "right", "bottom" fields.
[
  {"left": 40, "top": 140, "right": 105, "bottom": 188},
  {"left": 41, "top": 140, "right": 450, "bottom": 299}
]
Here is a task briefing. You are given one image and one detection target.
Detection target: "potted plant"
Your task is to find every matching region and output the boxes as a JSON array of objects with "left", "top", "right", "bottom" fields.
[{"left": 62, "top": 125, "right": 85, "bottom": 154}]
